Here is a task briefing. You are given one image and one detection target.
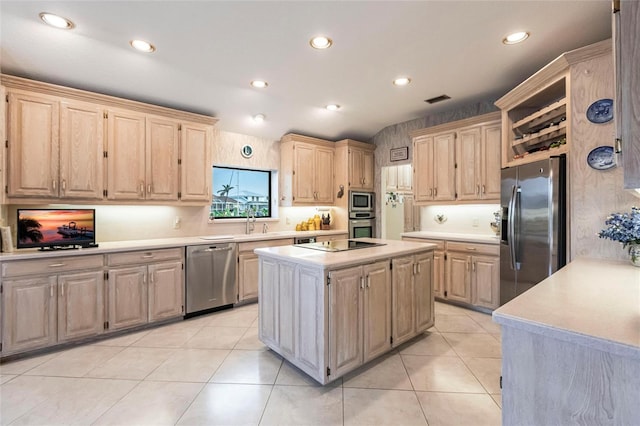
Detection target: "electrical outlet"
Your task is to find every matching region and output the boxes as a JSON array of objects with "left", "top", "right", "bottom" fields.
[
  {"left": 472, "top": 217, "right": 479, "bottom": 227},
  {"left": 174, "top": 216, "right": 181, "bottom": 229}
]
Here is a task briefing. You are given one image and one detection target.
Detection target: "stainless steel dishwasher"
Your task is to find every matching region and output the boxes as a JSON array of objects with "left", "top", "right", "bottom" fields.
[{"left": 185, "top": 243, "right": 236, "bottom": 315}]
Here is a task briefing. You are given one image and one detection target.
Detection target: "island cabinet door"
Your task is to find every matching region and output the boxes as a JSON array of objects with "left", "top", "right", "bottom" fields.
[
  {"left": 258, "top": 258, "right": 280, "bottom": 348},
  {"left": 328, "top": 266, "right": 364, "bottom": 378},
  {"left": 414, "top": 253, "right": 434, "bottom": 332},
  {"left": 363, "top": 261, "right": 391, "bottom": 362},
  {"left": 391, "top": 256, "right": 416, "bottom": 346}
]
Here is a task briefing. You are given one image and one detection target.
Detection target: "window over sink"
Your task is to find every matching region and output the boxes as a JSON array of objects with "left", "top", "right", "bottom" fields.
[{"left": 211, "top": 166, "right": 272, "bottom": 219}]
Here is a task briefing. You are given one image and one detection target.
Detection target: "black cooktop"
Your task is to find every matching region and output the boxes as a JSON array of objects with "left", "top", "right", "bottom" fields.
[{"left": 298, "top": 239, "right": 386, "bottom": 252}]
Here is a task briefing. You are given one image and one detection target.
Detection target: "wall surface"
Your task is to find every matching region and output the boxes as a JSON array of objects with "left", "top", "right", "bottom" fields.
[
  {"left": 568, "top": 51, "right": 638, "bottom": 261},
  {"left": 420, "top": 204, "right": 500, "bottom": 236}
]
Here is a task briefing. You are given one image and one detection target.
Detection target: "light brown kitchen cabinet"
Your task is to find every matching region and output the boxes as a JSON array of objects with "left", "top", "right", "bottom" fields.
[
  {"left": 6, "top": 90, "right": 59, "bottom": 198},
  {"left": 471, "top": 255, "right": 500, "bottom": 310},
  {"left": 386, "top": 164, "right": 412, "bottom": 192},
  {"left": 391, "top": 252, "right": 433, "bottom": 346},
  {"left": 280, "top": 134, "right": 335, "bottom": 206},
  {"left": 455, "top": 122, "right": 501, "bottom": 201},
  {"left": 401, "top": 238, "right": 444, "bottom": 298},
  {"left": 2, "top": 276, "right": 57, "bottom": 354},
  {"left": 413, "top": 132, "right": 456, "bottom": 202},
  {"left": 446, "top": 251, "right": 472, "bottom": 304},
  {"left": 403, "top": 195, "right": 421, "bottom": 232},
  {"left": 107, "top": 266, "right": 148, "bottom": 330},
  {"left": 180, "top": 122, "right": 212, "bottom": 202},
  {"left": 146, "top": 116, "right": 180, "bottom": 201},
  {"left": 107, "top": 248, "right": 184, "bottom": 329},
  {"left": 615, "top": 0, "right": 640, "bottom": 189},
  {"left": 106, "top": 108, "right": 146, "bottom": 200},
  {"left": 328, "top": 260, "right": 391, "bottom": 377},
  {"left": 59, "top": 100, "right": 105, "bottom": 199},
  {"left": 237, "top": 238, "right": 294, "bottom": 303},
  {"left": 349, "top": 145, "right": 375, "bottom": 191},
  {"left": 1, "top": 254, "right": 104, "bottom": 355},
  {"left": 445, "top": 241, "right": 500, "bottom": 307},
  {"left": 57, "top": 270, "right": 104, "bottom": 342}
]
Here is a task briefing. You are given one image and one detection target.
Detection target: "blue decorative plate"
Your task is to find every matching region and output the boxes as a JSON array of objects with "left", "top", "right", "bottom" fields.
[
  {"left": 586, "top": 99, "right": 613, "bottom": 124},
  {"left": 587, "top": 146, "right": 615, "bottom": 170}
]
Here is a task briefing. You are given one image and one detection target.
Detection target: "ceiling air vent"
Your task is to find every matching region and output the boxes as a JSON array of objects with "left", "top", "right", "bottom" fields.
[{"left": 424, "top": 94, "right": 451, "bottom": 104}]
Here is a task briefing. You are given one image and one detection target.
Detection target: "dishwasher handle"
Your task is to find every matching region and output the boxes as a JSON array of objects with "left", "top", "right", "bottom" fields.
[{"left": 191, "top": 245, "right": 234, "bottom": 254}]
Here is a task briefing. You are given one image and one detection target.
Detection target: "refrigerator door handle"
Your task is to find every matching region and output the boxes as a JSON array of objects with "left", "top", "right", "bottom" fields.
[{"left": 508, "top": 185, "right": 521, "bottom": 271}]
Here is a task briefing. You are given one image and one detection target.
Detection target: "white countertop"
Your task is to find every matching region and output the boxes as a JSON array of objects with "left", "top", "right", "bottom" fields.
[
  {"left": 254, "top": 238, "right": 436, "bottom": 269},
  {"left": 493, "top": 258, "right": 640, "bottom": 359},
  {"left": 0, "top": 230, "right": 348, "bottom": 261},
  {"left": 401, "top": 231, "right": 500, "bottom": 244}
]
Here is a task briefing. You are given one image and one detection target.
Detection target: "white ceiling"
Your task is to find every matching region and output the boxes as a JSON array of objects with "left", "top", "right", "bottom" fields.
[{"left": 0, "top": 1, "right": 612, "bottom": 142}]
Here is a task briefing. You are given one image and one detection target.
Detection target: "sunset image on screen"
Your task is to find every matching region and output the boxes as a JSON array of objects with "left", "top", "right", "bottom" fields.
[{"left": 18, "top": 209, "right": 95, "bottom": 245}]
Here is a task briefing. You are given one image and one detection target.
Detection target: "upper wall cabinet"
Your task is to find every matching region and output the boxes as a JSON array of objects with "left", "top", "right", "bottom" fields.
[
  {"left": 280, "top": 133, "right": 335, "bottom": 206},
  {"left": 495, "top": 40, "right": 612, "bottom": 168},
  {"left": 614, "top": 0, "right": 640, "bottom": 189},
  {"left": 411, "top": 112, "right": 501, "bottom": 204},
  {"left": 338, "top": 140, "right": 374, "bottom": 191},
  {"left": 2, "top": 74, "right": 217, "bottom": 205}
]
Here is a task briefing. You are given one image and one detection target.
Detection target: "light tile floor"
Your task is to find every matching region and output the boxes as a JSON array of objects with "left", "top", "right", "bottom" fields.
[{"left": 0, "top": 301, "right": 502, "bottom": 425}]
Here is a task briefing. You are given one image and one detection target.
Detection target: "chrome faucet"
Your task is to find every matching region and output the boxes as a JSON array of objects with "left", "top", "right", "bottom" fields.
[
  {"left": 262, "top": 223, "right": 269, "bottom": 233},
  {"left": 246, "top": 207, "right": 256, "bottom": 234}
]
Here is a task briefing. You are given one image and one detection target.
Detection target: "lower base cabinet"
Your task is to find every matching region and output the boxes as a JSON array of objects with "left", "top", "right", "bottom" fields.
[
  {"left": 1, "top": 255, "right": 104, "bottom": 355},
  {"left": 237, "top": 238, "right": 294, "bottom": 303},
  {"left": 148, "top": 261, "right": 184, "bottom": 321},
  {"left": 107, "top": 266, "right": 148, "bottom": 331}
]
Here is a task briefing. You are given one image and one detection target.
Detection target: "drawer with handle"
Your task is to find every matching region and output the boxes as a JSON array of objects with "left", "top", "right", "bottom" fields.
[
  {"left": 107, "top": 247, "right": 183, "bottom": 266},
  {"left": 446, "top": 241, "right": 499, "bottom": 256},
  {"left": 402, "top": 237, "right": 445, "bottom": 251},
  {"left": 1, "top": 255, "right": 104, "bottom": 278}
]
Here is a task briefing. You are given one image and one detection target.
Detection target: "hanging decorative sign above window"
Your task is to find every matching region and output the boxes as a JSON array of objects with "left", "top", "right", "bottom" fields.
[
  {"left": 390, "top": 146, "right": 408, "bottom": 162},
  {"left": 241, "top": 144, "right": 254, "bottom": 158}
]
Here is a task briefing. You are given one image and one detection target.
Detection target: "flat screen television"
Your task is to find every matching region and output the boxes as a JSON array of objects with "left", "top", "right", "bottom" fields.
[{"left": 17, "top": 209, "right": 97, "bottom": 250}]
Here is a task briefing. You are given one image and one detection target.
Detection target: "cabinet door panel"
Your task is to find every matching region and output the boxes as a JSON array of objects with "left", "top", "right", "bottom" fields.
[
  {"left": 481, "top": 124, "right": 502, "bottom": 200},
  {"left": 329, "top": 266, "right": 363, "bottom": 377},
  {"left": 446, "top": 253, "right": 472, "bottom": 303},
  {"left": 391, "top": 256, "right": 415, "bottom": 345},
  {"left": 296, "top": 266, "right": 324, "bottom": 374},
  {"left": 472, "top": 255, "right": 500, "bottom": 309},
  {"left": 363, "top": 261, "right": 391, "bottom": 362},
  {"left": 433, "top": 250, "right": 445, "bottom": 299},
  {"left": 258, "top": 258, "right": 279, "bottom": 347},
  {"left": 2, "top": 276, "right": 57, "bottom": 353},
  {"left": 148, "top": 261, "right": 183, "bottom": 322},
  {"left": 362, "top": 150, "right": 374, "bottom": 190},
  {"left": 7, "top": 91, "right": 59, "bottom": 197},
  {"left": 180, "top": 122, "right": 211, "bottom": 202},
  {"left": 59, "top": 101, "right": 104, "bottom": 199},
  {"left": 397, "top": 164, "right": 412, "bottom": 191},
  {"left": 278, "top": 263, "right": 296, "bottom": 358},
  {"left": 108, "top": 266, "right": 148, "bottom": 330},
  {"left": 58, "top": 270, "right": 104, "bottom": 342},
  {"left": 293, "top": 143, "right": 316, "bottom": 203},
  {"left": 314, "top": 147, "right": 334, "bottom": 203},
  {"left": 349, "top": 149, "right": 364, "bottom": 189},
  {"left": 238, "top": 253, "right": 259, "bottom": 301},
  {"left": 107, "top": 109, "right": 146, "bottom": 200},
  {"left": 146, "top": 117, "right": 179, "bottom": 201},
  {"left": 456, "top": 128, "right": 481, "bottom": 201},
  {"left": 415, "top": 253, "right": 434, "bottom": 332},
  {"left": 413, "top": 137, "right": 433, "bottom": 201},
  {"left": 433, "top": 132, "right": 456, "bottom": 201}
]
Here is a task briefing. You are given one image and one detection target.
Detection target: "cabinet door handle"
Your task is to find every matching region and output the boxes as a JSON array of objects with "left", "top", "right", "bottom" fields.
[
  {"left": 150, "top": 272, "right": 154, "bottom": 283},
  {"left": 142, "top": 254, "right": 154, "bottom": 258},
  {"left": 60, "top": 283, "right": 64, "bottom": 297},
  {"left": 482, "top": 184, "right": 486, "bottom": 194},
  {"left": 48, "top": 263, "right": 65, "bottom": 268},
  {"left": 434, "top": 188, "right": 437, "bottom": 197},
  {"left": 417, "top": 263, "right": 421, "bottom": 274},
  {"left": 429, "top": 188, "right": 433, "bottom": 196},
  {"left": 476, "top": 185, "right": 480, "bottom": 195},
  {"left": 472, "top": 262, "right": 476, "bottom": 271},
  {"left": 466, "top": 247, "right": 477, "bottom": 251},
  {"left": 147, "top": 184, "right": 152, "bottom": 194},
  {"left": 52, "top": 179, "right": 57, "bottom": 191},
  {"left": 140, "top": 182, "right": 145, "bottom": 196},
  {"left": 360, "top": 277, "right": 365, "bottom": 289},
  {"left": 61, "top": 179, "right": 66, "bottom": 192},
  {"left": 367, "top": 276, "right": 371, "bottom": 288},
  {"left": 50, "top": 284, "right": 55, "bottom": 298}
]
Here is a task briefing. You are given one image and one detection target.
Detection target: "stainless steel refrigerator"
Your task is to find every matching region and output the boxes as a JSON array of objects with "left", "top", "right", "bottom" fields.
[{"left": 500, "top": 155, "right": 566, "bottom": 305}]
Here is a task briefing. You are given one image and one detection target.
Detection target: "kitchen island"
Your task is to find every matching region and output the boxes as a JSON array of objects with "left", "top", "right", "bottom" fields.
[
  {"left": 493, "top": 258, "right": 640, "bottom": 425},
  {"left": 255, "top": 238, "right": 435, "bottom": 384}
]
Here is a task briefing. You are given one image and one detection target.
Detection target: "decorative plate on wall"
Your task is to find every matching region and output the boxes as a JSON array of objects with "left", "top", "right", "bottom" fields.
[
  {"left": 587, "top": 146, "right": 615, "bottom": 170},
  {"left": 586, "top": 98, "right": 613, "bottom": 124},
  {"left": 241, "top": 144, "right": 254, "bottom": 158}
]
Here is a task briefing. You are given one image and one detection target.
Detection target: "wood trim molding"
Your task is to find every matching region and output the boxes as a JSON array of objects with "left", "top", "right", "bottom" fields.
[
  {"left": 1, "top": 74, "right": 218, "bottom": 126},
  {"left": 409, "top": 111, "right": 501, "bottom": 139},
  {"left": 280, "top": 133, "right": 335, "bottom": 148},
  {"left": 335, "top": 139, "right": 375, "bottom": 151}
]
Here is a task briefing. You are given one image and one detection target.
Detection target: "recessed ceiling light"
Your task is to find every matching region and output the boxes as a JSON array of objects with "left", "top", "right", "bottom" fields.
[
  {"left": 130, "top": 39, "right": 156, "bottom": 53},
  {"left": 250, "top": 80, "right": 268, "bottom": 89},
  {"left": 310, "top": 36, "right": 333, "bottom": 49},
  {"left": 39, "top": 12, "right": 74, "bottom": 29},
  {"left": 325, "top": 104, "right": 341, "bottom": 111},
  {"left": 252, "top": 113, "right": 266, "bottom": 123},
  {"left": 503, "top": 31, "right": 529, "bottom": 45},
  {"left": 393, "top": 77, "right": 412, "bottom": 86}
]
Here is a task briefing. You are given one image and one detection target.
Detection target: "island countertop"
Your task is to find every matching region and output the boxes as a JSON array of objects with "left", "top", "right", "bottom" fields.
[
  {"left": 493, "top": 257, "right": 640, "bottom": 358},
  {"left": 254, "top": 238, "right": 436, "bottom": 269}
]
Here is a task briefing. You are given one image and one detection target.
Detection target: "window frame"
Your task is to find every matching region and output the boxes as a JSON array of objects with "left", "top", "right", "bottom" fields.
[{"left": 211, "top": 165, "right": 273, "bottom": 220}]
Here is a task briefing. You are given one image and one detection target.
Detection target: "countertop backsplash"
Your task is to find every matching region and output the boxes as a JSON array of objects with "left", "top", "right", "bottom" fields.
[{"left": 420, "top": 204, "right": 500, "bottom": 236}]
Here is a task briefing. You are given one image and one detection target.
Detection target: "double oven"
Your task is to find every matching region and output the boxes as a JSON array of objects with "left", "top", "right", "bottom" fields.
[{"left": 349, "top": 191, "right": 375, "bottom": 238}]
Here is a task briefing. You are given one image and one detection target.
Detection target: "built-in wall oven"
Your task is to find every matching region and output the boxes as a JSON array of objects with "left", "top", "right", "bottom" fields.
[
  {"left": 349, "top": 191, "right": 375, "bottom": 238},
  {"left": 349, "top": 217, "right": 375, "bottom": 238}
]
